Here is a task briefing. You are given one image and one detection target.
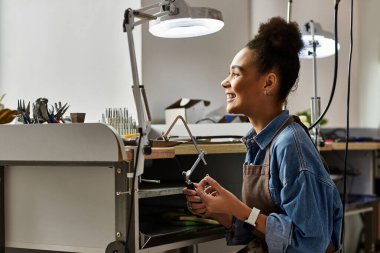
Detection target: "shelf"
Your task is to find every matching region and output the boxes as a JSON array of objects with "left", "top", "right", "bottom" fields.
[{"left": 139, "top": 221, "right": 224, "bottom": 249}]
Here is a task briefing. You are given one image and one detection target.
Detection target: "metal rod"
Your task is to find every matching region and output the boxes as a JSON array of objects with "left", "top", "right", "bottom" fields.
[
  {"left": 135, "top": 1, "right": 162, "bottom": 13},
  {"left": 184, "top": 151, "right": 205, "bottom": 180},
  {"left": 125, "top": 10, "right": 145, "bottom": 132},
  {"left": 309, "top": 20, "right": 321, "bottom": 147},
  {"left": 140, "top": 179, "right": 161, "bottom": 184},
  {"left": 162, "top": 115, "right": 207, "bottom": 182},
  {"left": 162, "top": 115, "right": 205, "bottom": 162},
  {"left": 124, "top": 9, "right": 151, "bottom": 155},
  {"left": 287, "top": 0, "right": 293, "bottom": 23},
  {"left": 133, "top": 11, "right": 157, "bottom": 20},
  {"left": 141, "top": 86, "right": 152, "bottom": 122},
  {"left": 134, "top": 11, "right": 169, "bottom": 27}
]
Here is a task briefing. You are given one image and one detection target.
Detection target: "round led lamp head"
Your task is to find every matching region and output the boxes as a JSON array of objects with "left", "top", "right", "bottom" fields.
[
  {"left": 149, "top": 0, "right": 224, "bottom": 38},
  {"left": 299, "top": 21, "right": 340, "bottom": 59},
  {"left": 300, "top": 35, "right": 340, "bottom": 59}
]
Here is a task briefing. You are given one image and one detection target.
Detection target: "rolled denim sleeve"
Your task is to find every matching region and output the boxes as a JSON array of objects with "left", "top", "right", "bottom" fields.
[
  {"left": 265, "top": 213, "right": 292, "bottom": 252},
  {"left": 266, "top": 172, "right": 336, "bottom": 252},
  {"left": 266, "top": 127, "right": 341, "bottom": 252},
  {"left": 225, "top": 218, "right": 254, "bottom": 245}
]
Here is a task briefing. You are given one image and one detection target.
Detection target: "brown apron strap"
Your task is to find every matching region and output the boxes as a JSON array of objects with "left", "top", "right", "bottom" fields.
[{"left": 263, "top": 116, "right": 294, "bottom": 166}]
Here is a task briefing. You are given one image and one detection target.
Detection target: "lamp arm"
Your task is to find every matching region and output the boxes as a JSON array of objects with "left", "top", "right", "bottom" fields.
[
  {"left": 123, "top": 8, "right": 153, "bottom": 185},
  {"left": 124, "top": 9, "right": 147, "bottom": 133},
  {"left": 125, "top": 0, "right": 172, "bottom": 29},
  {"left": 135, "top": 1, "right": 164, "bottom": 13},
  {"left": 121, "top": 1, "right": 175, "bottom": 173},
  {"left": 134, "top": 11, "right": 169, "bottom": 27}
]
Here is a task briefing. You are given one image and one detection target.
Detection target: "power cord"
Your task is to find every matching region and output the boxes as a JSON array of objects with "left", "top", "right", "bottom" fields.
[
  {"left": 308, "top": 0, "right": 340, "bottom": 131},
  {"left": 340, "top": 0, "right": 354, "bottom": 251}
]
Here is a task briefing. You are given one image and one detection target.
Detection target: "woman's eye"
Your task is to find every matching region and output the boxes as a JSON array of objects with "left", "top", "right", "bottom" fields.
[{"left": 231, "top": 73, "right": 240, "bottom": 78}]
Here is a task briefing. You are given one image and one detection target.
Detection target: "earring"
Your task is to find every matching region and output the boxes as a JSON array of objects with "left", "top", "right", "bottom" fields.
[{"left": 264, "top": 90, "right": 269, "bottom": 96}]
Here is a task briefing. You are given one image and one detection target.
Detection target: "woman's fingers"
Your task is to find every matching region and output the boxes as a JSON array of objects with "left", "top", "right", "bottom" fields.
[
  {"left": 204, "top": 176, "right": 223, "bottom": 192},
  {"left": 187, "top": 201, "right": 207, "bottom": 215},
  {"left": 183, "top": 187, "right": 197, "bottom": 195},
  {"left": 204, "top": 185, "right": 215, "bottom": 194},
  {"left": 186, "top": 194, "right": 202, "bottom": 203},
  {"left": 191, "top": 202, "right": 206, "bottom": 210},
  {"left": 197, "top": 176, "right": 223, "bottom": 200},
  {"left": 196, "top": 187, "right": 212, "bottom": 202}
]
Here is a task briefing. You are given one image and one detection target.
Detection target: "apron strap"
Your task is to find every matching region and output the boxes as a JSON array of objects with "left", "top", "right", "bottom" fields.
[{"left": 263, "top": 116, "right": 294, "bottom": 166}]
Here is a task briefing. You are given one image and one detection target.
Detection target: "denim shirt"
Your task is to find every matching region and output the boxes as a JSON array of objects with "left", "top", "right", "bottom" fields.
[{"left": 228, "top": 110, "right": 343, "bottom": 252}]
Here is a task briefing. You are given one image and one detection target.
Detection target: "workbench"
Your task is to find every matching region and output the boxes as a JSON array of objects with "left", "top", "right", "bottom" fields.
[{"left": 0, "top": 123, "right": 379, "bottom": 252}]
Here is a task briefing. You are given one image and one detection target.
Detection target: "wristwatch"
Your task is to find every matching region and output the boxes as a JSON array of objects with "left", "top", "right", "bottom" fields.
[{"left": 244, "top": 207, "right": 260, "bottom": 227}]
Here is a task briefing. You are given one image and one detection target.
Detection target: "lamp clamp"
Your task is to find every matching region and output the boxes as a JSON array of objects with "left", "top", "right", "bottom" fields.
[
  {"left": 162, "top": 0, "right": 178, "bottom": 15},
  {"left": 123, "top": 8, "right": 133, "bottom": 32}
]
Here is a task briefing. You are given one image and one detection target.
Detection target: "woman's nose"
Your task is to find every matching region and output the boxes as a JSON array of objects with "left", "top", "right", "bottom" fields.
[{"left": 221, "top": 77, "right": 230, "bottom": 88}]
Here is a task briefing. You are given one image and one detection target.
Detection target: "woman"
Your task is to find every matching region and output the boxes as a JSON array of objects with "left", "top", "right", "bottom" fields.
[{"left": 183, "top": 17, "right": 343, "bottom": 252}]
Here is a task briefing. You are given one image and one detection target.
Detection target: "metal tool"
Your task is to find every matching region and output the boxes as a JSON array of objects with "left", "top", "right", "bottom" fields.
[
  {"left": 161, "top": 115, "right": 207, "bottom": 189},
  {"left": 17, "top": 98, "right": 70, "bottom": 124},
  {"left": 54, "top": 102, "right": 70, "bottom": 123},
  {"left": 17, "top": 99, "right": 31, "bottom": 124},
  {"left": 102, "top": 107, "right": 137, "bottom": 136}
]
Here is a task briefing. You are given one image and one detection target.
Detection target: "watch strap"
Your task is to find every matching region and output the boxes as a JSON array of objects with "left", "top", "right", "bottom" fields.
[{"left": 244, "top": 207, "right": 260, "bottom": 227}]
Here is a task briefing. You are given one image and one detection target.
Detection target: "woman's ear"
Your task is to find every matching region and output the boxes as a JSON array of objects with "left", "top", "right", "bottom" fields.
[
  {"left": 264, "top": 73, "right": 277, "bottom": 89},
  {"left": 263, "top": 72, "right": 278, "bottom": 97}
]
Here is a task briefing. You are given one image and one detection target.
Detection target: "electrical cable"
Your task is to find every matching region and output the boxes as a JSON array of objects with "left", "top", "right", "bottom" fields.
[
  {"left": 125, "top": 127, "right": 143, "bottom": 253},
  {"left": 340, "top": 0, "right": 354, "bottom": 250},
  {"left": 308, "top": 0, "right": 341, "bottom": 131}
]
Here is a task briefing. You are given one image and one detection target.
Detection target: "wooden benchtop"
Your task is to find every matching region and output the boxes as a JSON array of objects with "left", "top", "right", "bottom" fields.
[
  {"left": 319, "top": 142, "right": 380, "bottom": 151},
  {"left": 125, "top": 142, "right": 380, "bottom": 160}
]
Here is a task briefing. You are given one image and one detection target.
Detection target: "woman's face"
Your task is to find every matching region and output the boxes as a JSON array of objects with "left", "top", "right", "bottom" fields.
[{"left": 221, "top": 47, "right": 267, "bottom": 117}]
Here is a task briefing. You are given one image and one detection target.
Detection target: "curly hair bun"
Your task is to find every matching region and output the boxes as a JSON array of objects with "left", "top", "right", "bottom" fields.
[
  {"left": 256, "top": 17, "right": 304, "bottom": 56},
  {"left": 246, "top": 17, "right": 304, "bottom": 102}
]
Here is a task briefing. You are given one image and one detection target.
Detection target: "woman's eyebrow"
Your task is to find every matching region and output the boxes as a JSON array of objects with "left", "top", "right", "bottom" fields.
[{"left": 231, "top": 65, "right": 244, "bottom": 72}]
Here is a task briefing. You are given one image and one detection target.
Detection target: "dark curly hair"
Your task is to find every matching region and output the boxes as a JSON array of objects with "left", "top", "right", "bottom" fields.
[{"left": 246, "top": 17, "right": 304, "bottom": 102}]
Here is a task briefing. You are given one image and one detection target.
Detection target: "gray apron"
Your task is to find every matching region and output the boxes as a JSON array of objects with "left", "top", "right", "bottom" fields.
[{"left": 238, "top": 117, "right": 335, "bottom": 253}]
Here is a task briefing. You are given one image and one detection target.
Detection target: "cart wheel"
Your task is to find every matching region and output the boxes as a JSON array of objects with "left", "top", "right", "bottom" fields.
[{"left": 106, "top": 241, "right": 126, "bottom": 253}]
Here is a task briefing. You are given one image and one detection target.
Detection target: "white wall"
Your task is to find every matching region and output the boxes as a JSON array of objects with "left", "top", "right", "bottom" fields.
[
  {"left": 1, "top": 0, "right": 377, "bottom": 127},
  {"left": 0, "top": 0, "right": 141, "bottom": 122},
  {"left": 357, "top": 0, "right": 380, "bottom": 128}
]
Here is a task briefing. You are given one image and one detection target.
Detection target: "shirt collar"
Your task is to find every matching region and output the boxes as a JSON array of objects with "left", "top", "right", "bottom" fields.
[{"left": 242, "top": 110, "right": 290, "bottom": 150}]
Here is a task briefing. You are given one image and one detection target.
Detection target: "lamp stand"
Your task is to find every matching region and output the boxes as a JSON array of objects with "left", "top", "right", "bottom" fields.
[
  {"left": 287, "top": 0, "right": 293, "bottom": 23},
  {"left": 309, "top": 20, "right": 323, "bottom": 147}
]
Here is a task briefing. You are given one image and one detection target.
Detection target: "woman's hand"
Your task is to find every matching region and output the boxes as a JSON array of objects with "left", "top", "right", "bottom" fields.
[
  {"left": 183, "top": 183, "right": 207, "bottom": 216},
  {"left": 183, "top": 182, "right": 233, "bottom": 228},
  {"left": 196, "top": 175, "right": 242, "bottom": 216}
]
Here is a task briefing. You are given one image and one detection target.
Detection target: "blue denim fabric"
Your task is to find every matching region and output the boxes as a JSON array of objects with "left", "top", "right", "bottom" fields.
[{"left": 231, "top": 110, "right": 343, "bottom": 252}]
